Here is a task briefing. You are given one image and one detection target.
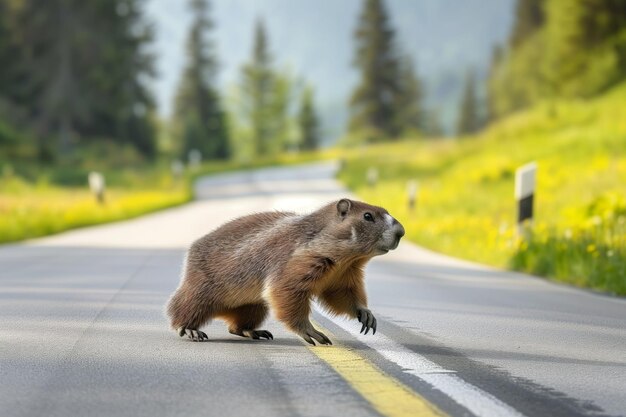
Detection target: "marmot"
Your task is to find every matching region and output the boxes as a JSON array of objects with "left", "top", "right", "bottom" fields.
[{"left": 166, "top": 198, "right": 405, "bottom": 345}]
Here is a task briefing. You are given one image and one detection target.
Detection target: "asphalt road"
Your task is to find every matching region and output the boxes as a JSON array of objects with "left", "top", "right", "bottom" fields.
[{"left": 1, "top": 162, "right": 625, "bottom": 417}]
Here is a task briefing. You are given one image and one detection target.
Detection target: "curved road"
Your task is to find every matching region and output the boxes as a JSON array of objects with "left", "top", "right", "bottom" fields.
[{"left": 1, "top": 162, "right": 625, "bottom": 417}]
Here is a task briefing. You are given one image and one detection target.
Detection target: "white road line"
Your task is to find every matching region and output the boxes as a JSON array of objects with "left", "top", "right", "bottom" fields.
[{"left": 318, "top": 310, "right": 525, "bottom": 417}]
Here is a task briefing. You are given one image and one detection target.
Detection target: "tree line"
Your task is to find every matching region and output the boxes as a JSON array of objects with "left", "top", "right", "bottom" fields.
[
  {"left": 175, "top": 3, "right": 323, "bottom": 162},
  {"left": 167, "top": 0, "right": 626, "bottom": 146},
  {"left": 0, "top": 0, "right": 156, "bottom": 161},
  {"left": 12, "top": 0, "right": 613, "bottom": 162},
  {"left": 166, "top": 0, "right": 430, "bottom": 157},
  {"left": 347, "top": 0, "right": 426, "bottom": 144},
  {"left": 454, "top": 0, "right": 626, "bottom": 136},
  {"left": 0, "top": 0, "right": 434, "bottom": 163},
  {"left": 0, "top": 0, "right": 327, "bottom": 163},
  {"left": 488, "top": 0, "right": 626, "bottom": 120}
]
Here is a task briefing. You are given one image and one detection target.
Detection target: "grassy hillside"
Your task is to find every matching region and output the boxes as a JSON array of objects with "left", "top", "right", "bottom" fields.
[{"left": 339, "top": 83, "right": 626, "bottom": 295}]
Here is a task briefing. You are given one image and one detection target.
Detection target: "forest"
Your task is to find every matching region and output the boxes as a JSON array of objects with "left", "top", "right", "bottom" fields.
[{"left": 0, "top": 0, "right": 426, "bottom": 165}]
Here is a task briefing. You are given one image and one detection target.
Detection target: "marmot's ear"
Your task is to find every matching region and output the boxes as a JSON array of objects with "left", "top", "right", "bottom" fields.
[{"left": 337, "top": 199, "right": 352, "bottom": 217}]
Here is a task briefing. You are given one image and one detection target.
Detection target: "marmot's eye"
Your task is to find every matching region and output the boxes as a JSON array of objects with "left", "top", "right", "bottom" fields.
[{"left": 363, "top": 212, "right": 374, "bottom": 222}]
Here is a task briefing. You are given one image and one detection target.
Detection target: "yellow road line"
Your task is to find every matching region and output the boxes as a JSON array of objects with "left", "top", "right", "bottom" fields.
[{"left": 308, "top": 322, "right": 447, "bottom": 417}]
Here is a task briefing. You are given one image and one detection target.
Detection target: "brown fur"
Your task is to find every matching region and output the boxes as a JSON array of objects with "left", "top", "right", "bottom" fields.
[{"left": 166, "top": 198, "right": 404, "bottom": 344}]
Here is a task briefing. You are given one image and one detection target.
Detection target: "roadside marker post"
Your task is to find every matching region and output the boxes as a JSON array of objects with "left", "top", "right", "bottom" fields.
[
  {"left": 515, "top": 162, "right": 537, "bottom": 237},
  {"left": 88, "top": 172, "right": 106, "bottom": 205},
  {"left": 171, "top": 160, "right": 184, "bottom": 181},
  {"left": 407, "top": 180, "right": 418, "bottom": 211},
  {"left": 367, "top": 167, "right": 378, "bottom": 187},
  {"left": 188, "top": 149, "right": 202, "bottom": 170}
]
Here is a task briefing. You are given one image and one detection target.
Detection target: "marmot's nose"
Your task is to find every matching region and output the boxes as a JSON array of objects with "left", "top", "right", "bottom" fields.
[{"left": 393, "top": 220, "right": 405, "bottom": 239}]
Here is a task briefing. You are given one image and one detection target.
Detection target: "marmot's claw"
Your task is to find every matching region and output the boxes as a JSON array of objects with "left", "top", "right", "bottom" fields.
[
  {"left": 180, "top": 328, "right": 208, "bottom": 342},
  {"left": 299, "top": 326, "right": 332, "bottom": 346},
  {"left": 304, "top": 328, "right": 332, "bottom": 346},
  {"left": 357, "top": 308, "right": 377, "bottom": 335},
  {"left": 303, "top": 335, "right": 316, "bottom": 346},
  {"left": 257, "top": 330, "right": 274, "bottom": 340},
  {"left": 242, "top": 330, "right": 274, "bottom": 340},
  {"left": 317, "top": 331, "right": 333, "bottom": 345}
]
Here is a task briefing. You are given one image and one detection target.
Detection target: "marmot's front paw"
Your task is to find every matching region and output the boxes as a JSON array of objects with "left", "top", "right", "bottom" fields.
[
  {"left": 356, "top": 308, "right": 377, "bottom": 335},
  {"left": 299, "top": 327, "right": 332, "bottom": 346},
  {"left": 178, "top": 327, "right": 208, "bottom": 342}
]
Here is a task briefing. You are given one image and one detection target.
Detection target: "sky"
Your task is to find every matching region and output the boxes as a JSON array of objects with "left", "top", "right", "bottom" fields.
[{"left": 145, "top": 0, "right": 515, "bottom": 137}]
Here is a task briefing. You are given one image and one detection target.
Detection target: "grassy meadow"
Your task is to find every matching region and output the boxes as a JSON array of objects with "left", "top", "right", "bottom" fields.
[
  {"left": 0, "top": 165, "right": 190, "bottom": 244},
  {"left": 339, "top": 82, "right": 626, "bottom": 295}
]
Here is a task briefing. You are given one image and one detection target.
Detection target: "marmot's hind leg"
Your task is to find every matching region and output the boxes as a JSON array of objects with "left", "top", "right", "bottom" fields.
[
  {"left": 167, "top": 277, "right": 215, "bottom": 342},
  {"left": 222, "top": 303, "right": 273, "bottom": 340},
  {"left": 171, "top": 298, "right": 214, "bottom": 341}
]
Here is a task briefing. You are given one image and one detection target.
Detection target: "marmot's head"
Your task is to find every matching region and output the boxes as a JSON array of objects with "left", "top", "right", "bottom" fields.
[{"left": 335, "top": 198, "right": 405, "bottom": 257}]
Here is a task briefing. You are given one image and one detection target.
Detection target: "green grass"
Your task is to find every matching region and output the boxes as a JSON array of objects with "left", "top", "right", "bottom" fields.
[
  {"left": 0, "top": 149, "right": 338, "bottom": 245},
  {"left": 338, "top": 83, "right": 626, "bottom": 295}
]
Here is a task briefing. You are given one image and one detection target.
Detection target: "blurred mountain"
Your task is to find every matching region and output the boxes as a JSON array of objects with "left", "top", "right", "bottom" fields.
[{"left": 147, "top": 0, "right": 515, "bottom": 142}]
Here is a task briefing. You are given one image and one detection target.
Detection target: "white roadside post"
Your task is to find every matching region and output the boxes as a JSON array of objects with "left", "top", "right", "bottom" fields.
[
  {"left": 188, "top": 149, "right": 202, "bottom": 171},
  {"left": 171, "top": 160, "right": 184, "bottom": 181},
  {"left": 366, "top": 167, "right": 378, "bottom": 187},
  {"left": 407, "top": 180, "right": 418, "bottom": 211},
  {"left": 88, "top": 172, "right": 106, "bottom": 205},
  {"left": 515, "top": 162, "right": 537, "bottom": 237}
]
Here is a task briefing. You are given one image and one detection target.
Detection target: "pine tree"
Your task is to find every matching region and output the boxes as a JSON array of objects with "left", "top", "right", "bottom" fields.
[
  {"left": 240, "top": 19, "right": 274, "bottom": 156},
  {"left": 0, "top": 0, "right": 19, "bottom": 107},
  {"left": 93, "top": 0, "right": 157, "bottom": 158},
  {"left": 573, "top": 0, "right": 626, "bottom": 48},
  {"left": 269, "top": 71, "right": 293, "bottom": 153},
  {"left": 0, "top": 0, "right": 21, "bottom": 149},
  {"left": 509, "top": 0, "right": 545, "bottom": 48},
  {"left": 545, "top": 0, "right": 626, "bottom": 97},
  {"left": 423, "top": 109, "right": 445, "bottom": 138},
  {"left": 486, "top": 44, "right": 504, "bottom": 122},
  {"left": 16, "top": 0, "right": 87, "bottom": 156},
  {"left": 489, "top": 0, "right": 626, "bottom": 117},
  {"left": 584, "top": 0, "right": 626, "bottom": 80},
  {"left": 174, "top": 0, "right": 230, "bottom": 160},
  {"left": 11, "top": 0, "right": 157, "bottom": 158},
  {"left": 298, "top": 86, "right": 321, "bottom": 151},
  {"left": 456, "top": 69, "right": 480, "bottom": 135},
  {"left": 349, "top": 0, "right": 401, "bottom": 142},
  {"left": 394, "top": 55, "right": 423, "bottom": 135}
]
